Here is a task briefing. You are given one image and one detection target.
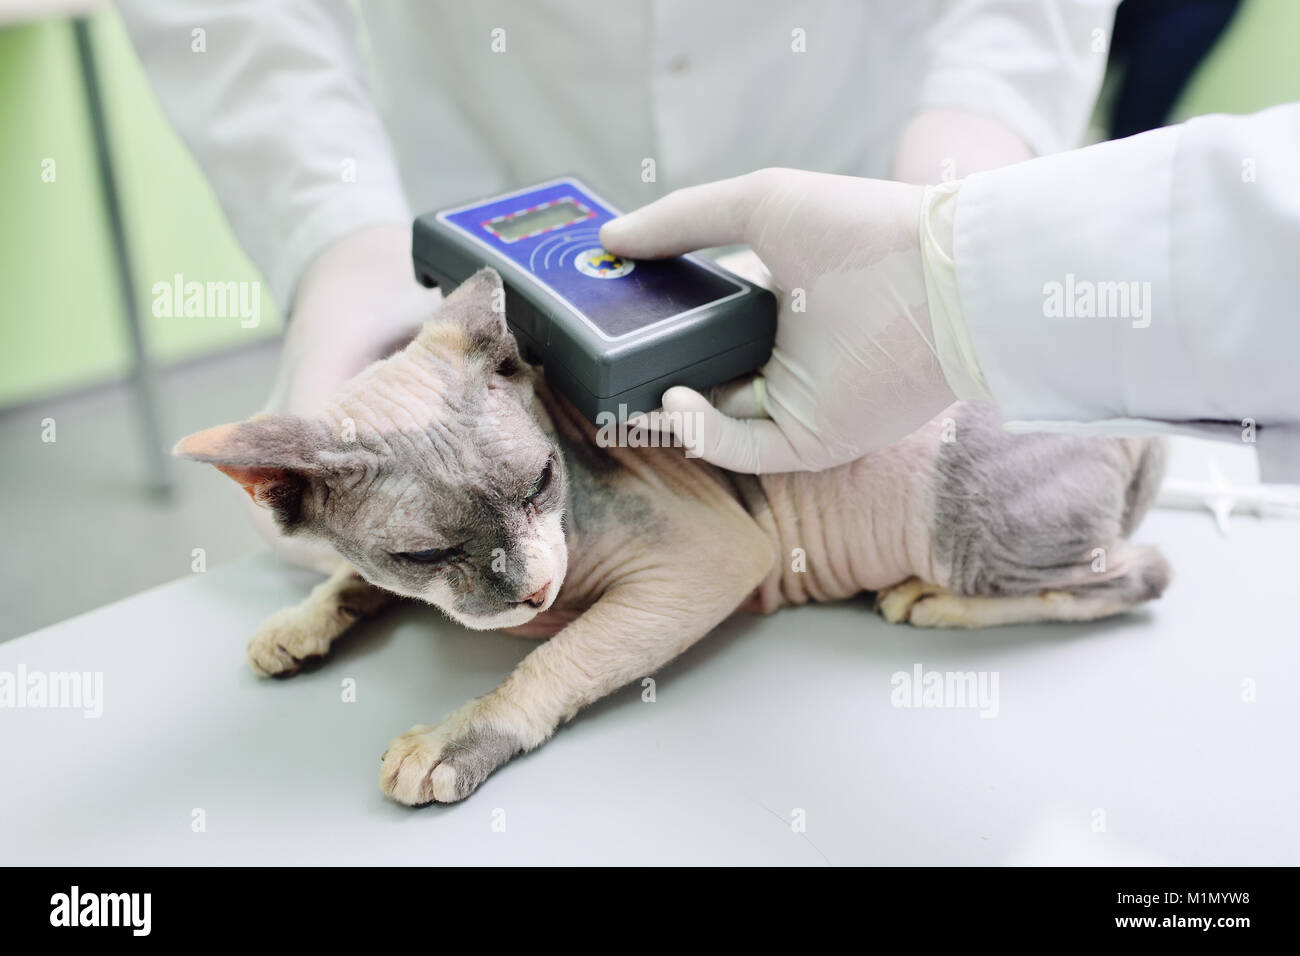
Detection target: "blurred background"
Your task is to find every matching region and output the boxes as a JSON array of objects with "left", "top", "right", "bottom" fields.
[{"left": 2, "top": 0, "right": 1298, "bottom": 641}]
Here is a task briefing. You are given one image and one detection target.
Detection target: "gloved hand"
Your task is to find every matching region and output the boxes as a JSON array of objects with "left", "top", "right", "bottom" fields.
[
  {"left": 265, "top": 223, "right": 443, "bottom": 416},
  {"left": 600, "top": 168, "right": 981, "bottom": 473}
]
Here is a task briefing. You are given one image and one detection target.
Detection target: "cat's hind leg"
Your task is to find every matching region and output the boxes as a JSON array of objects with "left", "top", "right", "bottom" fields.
[
  {"left": 249, "top": 563, "right": 395, "bottom": 676},
  {"left": 876, "top": 544, "right": 1169, "bottom": 629},
  {"left": 897, "top": 407, "right": 1171, "bottom": 629}
]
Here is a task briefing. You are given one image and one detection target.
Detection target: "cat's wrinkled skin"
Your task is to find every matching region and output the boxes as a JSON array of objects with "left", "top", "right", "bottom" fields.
[{"left": 177, "top": 268, "right": 1168, "bottom": 805}]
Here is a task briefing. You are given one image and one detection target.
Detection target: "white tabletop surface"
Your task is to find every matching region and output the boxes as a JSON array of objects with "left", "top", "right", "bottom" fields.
[{"left": 2, "top": 507, "right": 1296, "bottom": 866}]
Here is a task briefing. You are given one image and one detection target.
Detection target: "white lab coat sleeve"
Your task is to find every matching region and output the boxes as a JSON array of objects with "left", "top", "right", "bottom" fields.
[
  {"left": 116, "top": 0, "right": 411, "bottom": 310},
  {"left": 916, "top": 0, "right": 1117, "bottom": 154},
  {"left": 953, "top": 103, "right": 1300, "bottom": 483}
]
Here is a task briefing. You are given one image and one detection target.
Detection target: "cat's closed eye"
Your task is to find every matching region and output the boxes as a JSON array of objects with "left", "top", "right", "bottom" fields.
[
  {"left": 394, "top": 545, "right": 466, "bottom": 565},
  {"left": 524, "top": 459, "right": 554, "bottom": 504}
]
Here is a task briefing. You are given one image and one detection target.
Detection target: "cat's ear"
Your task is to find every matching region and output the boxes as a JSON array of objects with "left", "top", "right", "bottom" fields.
[
  {"left": 173, "top": 415, "right": 336, "bottom": 523},
  {"left": 421, "top": 267, "right": 522, "bottom": 375}
]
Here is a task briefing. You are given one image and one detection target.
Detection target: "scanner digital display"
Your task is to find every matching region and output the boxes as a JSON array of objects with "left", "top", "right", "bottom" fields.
[{"left": 483, "top": 198, "right": 595, "bottom": 243}]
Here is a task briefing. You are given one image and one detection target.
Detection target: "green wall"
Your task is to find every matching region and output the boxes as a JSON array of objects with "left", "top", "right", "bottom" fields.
[
  {"left": 0, "top": 12, "right": 279, "bottom": 408},
  {"left": 1173, "top": 0, "right": 1300, "bottom": 119}
]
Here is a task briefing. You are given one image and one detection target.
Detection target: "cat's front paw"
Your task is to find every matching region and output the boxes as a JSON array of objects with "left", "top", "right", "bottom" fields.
[
  {"left": 247, "top": 606, "right": 334, "bottom": 677},
  {"left": 379, "top": 709, "right": 521, "bottom": 805}
]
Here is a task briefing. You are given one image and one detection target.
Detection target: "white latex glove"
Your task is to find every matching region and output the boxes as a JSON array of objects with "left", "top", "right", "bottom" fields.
[
  {"left": 600, "top": 168, "right": 976, "bottom": 473},
  {"left": 891, "top": 108, "right": 1033, "bottom": 185},
  {"left": 265, "top": 223, "right": 444, "bottom": 416}
]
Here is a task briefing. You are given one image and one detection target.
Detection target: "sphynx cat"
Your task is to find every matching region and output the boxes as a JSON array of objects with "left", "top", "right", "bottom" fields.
[{"left": 176, "top": 269, "right": 1168, "bottom": 805}]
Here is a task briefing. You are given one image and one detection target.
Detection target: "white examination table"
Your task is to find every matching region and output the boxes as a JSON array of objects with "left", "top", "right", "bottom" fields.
[{"left": 1, "top": 507, "right": 1295, "bottom": 866}]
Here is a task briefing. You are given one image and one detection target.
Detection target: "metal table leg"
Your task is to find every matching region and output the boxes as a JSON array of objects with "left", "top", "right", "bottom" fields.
[{"left": 73, "top": 16, "right": 174, "bottom": 498}]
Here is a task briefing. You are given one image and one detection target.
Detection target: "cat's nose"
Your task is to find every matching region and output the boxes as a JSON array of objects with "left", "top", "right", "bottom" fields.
[{"left": 521, "top": 582, "right": 551, "bottom": 608}]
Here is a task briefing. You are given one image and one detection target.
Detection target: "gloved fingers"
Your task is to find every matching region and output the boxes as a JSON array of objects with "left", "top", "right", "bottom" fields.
[
  {"left": 705, "top": 374, "right": 769, "bottom": 419},
  {"left": 626, "top": 372, "right": 768, "bottom": 438},
  {"left": 660, "top": 385, "right": 806, "bottom": 474},
  {"left": 712, "top": 249, "right": 776, "bottom": 292},
  {"left": 599, "top": 172, "right": 768, "bottom": 258}
]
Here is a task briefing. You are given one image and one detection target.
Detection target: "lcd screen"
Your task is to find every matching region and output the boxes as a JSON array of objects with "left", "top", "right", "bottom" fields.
[{"left": 484, "top": 199, "right": 594, "bottom": 242}]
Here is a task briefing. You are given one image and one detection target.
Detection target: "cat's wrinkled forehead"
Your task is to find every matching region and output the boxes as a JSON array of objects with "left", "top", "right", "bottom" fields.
[
  {"left": 324, "top": 345, "right": 542, "bottom": 474},
  {"left": 312, "top": 347, "right": 557, "bottom": 560},
  {"left": 323, "top": 267, "right": 536, "bottom": 448}
]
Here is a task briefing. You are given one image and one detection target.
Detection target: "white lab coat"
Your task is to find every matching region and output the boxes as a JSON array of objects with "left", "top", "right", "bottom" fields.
[
  {"left": 955, "top": 103, "right": 1300, "bottom": 482},
  {"left": 117, "top": 0, "right": 1115, "bottom": 308}
]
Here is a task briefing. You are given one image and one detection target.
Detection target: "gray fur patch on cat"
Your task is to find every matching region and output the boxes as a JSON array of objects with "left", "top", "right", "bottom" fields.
[
  {"left": 932, "top": 404, "right": 1167, "bottom": 598},
  {"left": 557, "top": 440, "right": 664, "bottom": 542},
  {"left": 438, "top": 727, "right": 521, "bottom": 800}
]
